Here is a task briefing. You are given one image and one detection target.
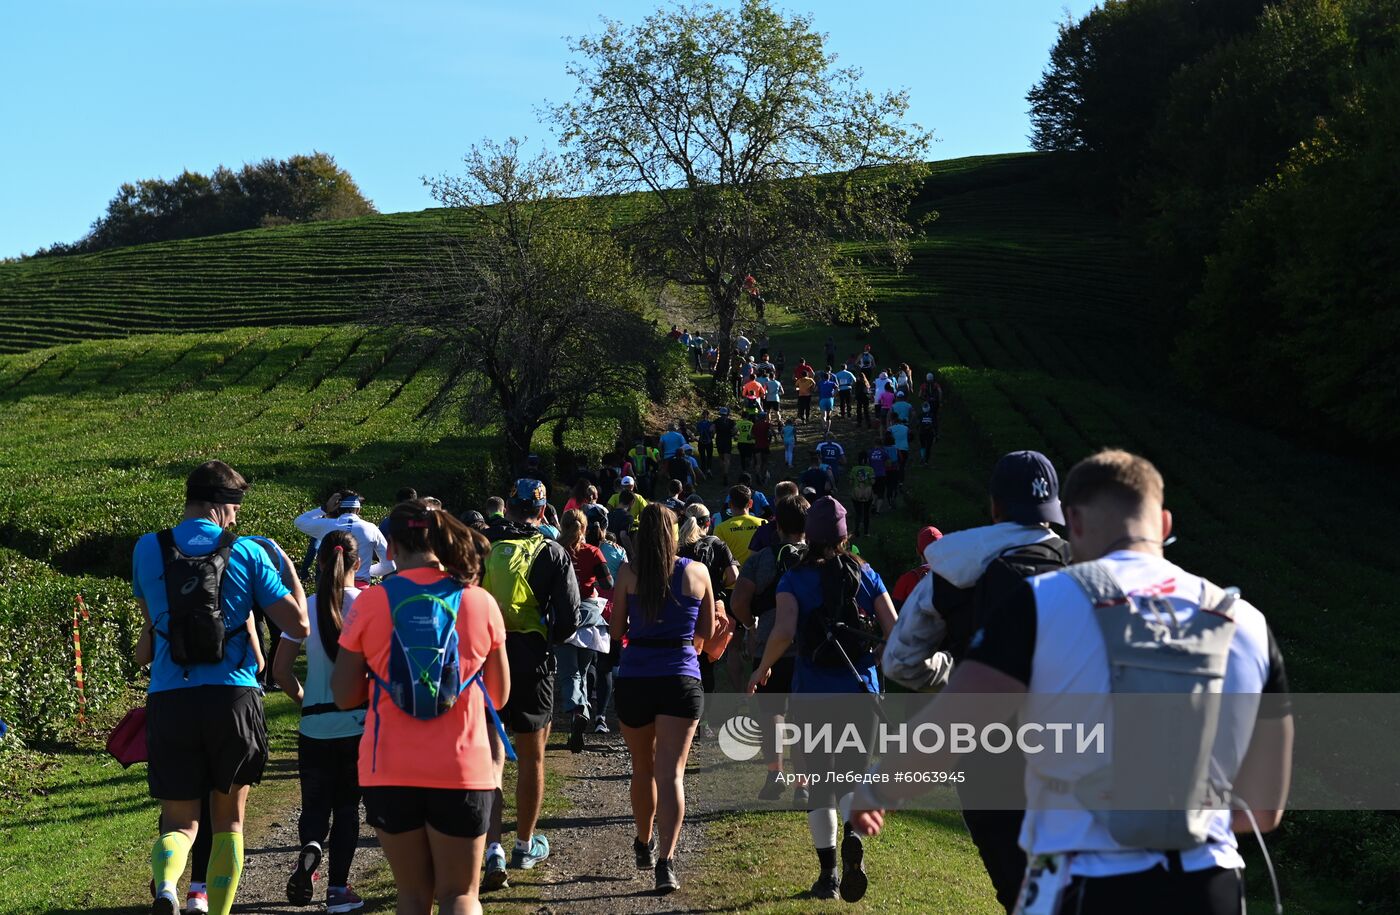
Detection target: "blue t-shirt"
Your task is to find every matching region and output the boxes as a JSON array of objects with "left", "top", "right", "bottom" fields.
[
  {"left": 892, "top": 400, "right": 913, "bottom": 422},
  {"left": 869, "top": 448, "right": 888, "bottom": 478},
  {"left": 660, "top": 430, "right": 687, "bottom": 459},
  {"left": 697, "top": 419, "right": 715, "bottom": 443},
  {"left": 817, "top": 441, "right": 845, "bottom": 467},
  {"left": 834, "top": 369, "right": 856, "bottom": 391},
  {"left": 133, "top": 518, "right": 290, "bottom": 693},
  {"left": 817, "top": 380, "right": 837, "bottom": 399},
  {"left": 782, "top": 424, "right": 797, "bottom": 445},
  {"left": 890, "top": 423, "right": 910, "bottom": 452},
  {"left": 779, "top": 562, "right": 888, "bottom": 694},
  {"left": 751, "top": 490, "right": 771, "bottom": 516}
]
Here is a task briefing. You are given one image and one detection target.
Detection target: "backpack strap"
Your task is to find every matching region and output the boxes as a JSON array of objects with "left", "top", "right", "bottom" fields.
[{"left": 1063, "top": 559, "right": 1131, "bottom": 611}]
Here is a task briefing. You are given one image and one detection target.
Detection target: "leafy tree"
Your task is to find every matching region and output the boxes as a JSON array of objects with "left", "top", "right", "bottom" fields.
[
  {"left": 375, "top": 139, "right": 666, "bottom": 471},
  {"left": 550, "top": 0, "right": 931, "bottom": 380},
  {"left": 32, "top": 152, "right": 375, "bottom": 257}
]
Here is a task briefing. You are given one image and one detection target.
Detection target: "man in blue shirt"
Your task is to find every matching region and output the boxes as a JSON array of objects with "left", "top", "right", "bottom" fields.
[
  {"left": 817, "top": 433, "right": 846, "bottom": 482},
  {"left": 660, "top": 421, "right": 689, "bottom": 484},
  {"left": 135, "top": 460, "right": 308, "bottom": 915}
]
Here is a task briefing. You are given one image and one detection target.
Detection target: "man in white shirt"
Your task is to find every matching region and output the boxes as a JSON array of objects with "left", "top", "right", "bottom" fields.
[
  {"left": 294, "top": 491, "right": 393, "bottom": 587},
  {"left": 834, "top": 364, "right": 856, "bottom": 417},
  {"left": 850, "top": 449, "right": 1293, "bottom": 915}
]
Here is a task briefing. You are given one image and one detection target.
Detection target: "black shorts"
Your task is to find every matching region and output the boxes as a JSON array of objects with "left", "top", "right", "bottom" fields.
[
  {"left": 362, "top": 786, "right": 493, "bottom": 838},
  {"left": 614, "top": 676, "right": 704, "bottom": 728},
  {"left": 754, "top": 656, "right": 794, "bottom": 717},
  {"left": 147, "top": 685, "right": 268, "bottom": 800},
  {"left": 717, "top": 441, "right": 733, "bottom": 456},
  {"left": 502, "top": 631, "right": 555, "bottom": 734}
]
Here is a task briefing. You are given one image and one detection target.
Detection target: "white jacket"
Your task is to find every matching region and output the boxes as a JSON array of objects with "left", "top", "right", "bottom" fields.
[{"left": 881, "top": 522, "right": 1056, "bottom": 690}]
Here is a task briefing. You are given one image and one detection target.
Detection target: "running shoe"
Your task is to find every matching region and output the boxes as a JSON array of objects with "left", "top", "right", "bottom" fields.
[
  {"left": 592, "top": 716, "right": 609, "bottom": 734},
  {"left": 655, "top": 858, "right": 680, "bottom": 894},
  {"left": 634, "top": 834, "right": 658, "bottom": 869},
  {"left": 510, "top": 834, "right": 550, "bottom": 869},
  {"left": 184, "top": 890, "right": 208, "bottom": 914},
  {"left": 697, "top": 720, "right": 715, "bottom": 740},
  {"left": 757, "top": 770, "right": 786, "bottom": 801},
  {"left": 286, "top": 840, "right": 322, "bottom": 905},
  {"left": 792, "top": 785, "right": 811, "bottom": 810},
  {"left": 840, "top": 829, "right": 868, "bottom": 902},
  {"left": 151, "top": 890, "right": 179, "bottom": 915},
  {"left": 568, "top": 715, "right": 586, "bottom": 753},
  {"left": 483, "top": 846, "right": 509, "bottom": 890},
  {"left": 326, "top": 885, "right": 365, "bottom": 914},
  {"left": 810, "top": 870, "right": 840, "bottom": 900}
]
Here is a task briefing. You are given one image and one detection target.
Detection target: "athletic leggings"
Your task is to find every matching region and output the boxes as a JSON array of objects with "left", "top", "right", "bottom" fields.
[
  {"left": 851, "top": 499, "right": 872, "bottom": 536},
  {"left": 297, "top": 733, "right": 362, "bottom": 887},
  {"left": 854, "top": 394, "right": 870, "bottom": 426}
]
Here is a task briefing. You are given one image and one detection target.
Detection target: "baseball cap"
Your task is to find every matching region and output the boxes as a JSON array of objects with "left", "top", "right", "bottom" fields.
[
  {"left": 806, "top": 496, "right": 848, "bottom": 545},
  {"left": 718, "top": 406, "right": 730, "bottom": 415},
  {"left": 990, "top": 450, "right": 1064, "bottom": 525},
  {"left": 620, "top": 475, "right": 637, "bottom": 487},
  {"left": 512, "top": 478, "right": 547, "bottom": 508},
  {"left": 460, "top": 510, "right": 485, "bottom": 526},
  {"left": 896, "top": 390, "right": 906, "bottom": 399},
  {"left": 916, "top": 525, "right": 944, "bottom": 554}
]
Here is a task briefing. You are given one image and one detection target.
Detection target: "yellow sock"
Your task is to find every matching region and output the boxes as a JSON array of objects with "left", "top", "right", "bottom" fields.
[
  {"left": 151, "top": 831, "right": 192, "bottom": 895},
  {"left": 206, "top": 832, "right": 244, "bottom": 915}
]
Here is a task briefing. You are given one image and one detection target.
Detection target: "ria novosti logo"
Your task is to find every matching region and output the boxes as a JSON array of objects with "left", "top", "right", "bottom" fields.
[{"left": 717, "top": 715, "right": 763, "bottom": 761}]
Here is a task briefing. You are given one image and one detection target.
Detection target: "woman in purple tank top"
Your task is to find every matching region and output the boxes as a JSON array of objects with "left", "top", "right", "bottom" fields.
[{"left": 611, "top": 504, "right": 716, "bottom": 894}]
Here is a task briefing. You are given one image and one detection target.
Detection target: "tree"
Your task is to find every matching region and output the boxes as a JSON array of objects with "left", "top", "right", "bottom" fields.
[
  {"left": 375, "top": 139, "right": 666, "bottom": 472},
  {"left": 550, "top": 0, "right": 931, "bottom": 382}
]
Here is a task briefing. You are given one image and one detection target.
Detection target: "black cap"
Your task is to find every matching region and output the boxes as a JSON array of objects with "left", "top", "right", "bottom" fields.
[
  {"left": 990, "top": 450, "right": 1064, "bottom": 525},
  {"left": 460, "top": 510, "right": 485, "bottom": 526}
]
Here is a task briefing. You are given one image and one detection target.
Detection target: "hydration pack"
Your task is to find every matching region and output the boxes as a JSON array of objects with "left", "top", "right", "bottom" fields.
[
  {"left": 797, "top": 554, "right": 882, "bottom": 670},
  {"left": 482, "top": 535, "right": 559, "bottom": 640},
  {"left": 750, "top": 542, "right": 807, "bottom": 618},
  {"left": 156, "top": 528, "right": 239, "bottom": 668},
  {"left": 941, "top": 539, "right": 1070, "bottom": 662},
  {"left": 1062, "top": 560, "right": 1239, "bottom": 850}
]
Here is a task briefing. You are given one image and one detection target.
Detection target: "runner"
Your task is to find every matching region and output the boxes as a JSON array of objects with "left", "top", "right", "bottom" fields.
[
  {"left": 696, "top": 410, "right": 715, "bottom": 475},
  {"left": 875, "top": 377, "right": 897, "bottom": 430},
  {"left": 879, "top": 432, "right": 902, "bottom": 508},
  {"left": 918, "top": 400, "right": 937, "bottom": 464},
  {"left": 275, "top": 532, "right": 367, "bottom": 914},
  {"left": 296, "top": 492, "right": 394, "bottom": 589},
  {"left": 753, "top": 410, "right": 773, "bottom": 486},
  {"left": 793, "top": 357, "right": 814, "bottom": 381},
  {"left": 590, "top": 518, "right": 628, "bottom": 734},
  {"left": 480, "top": 480, "right": 583, "bottom": 888},
  {"left": 869, "top": 439, "right": 890, "bottom": 513},
  {"left": 747, "top": 497, "right": 896, "bottom": 903},
  {"left": 714, "top": 407, "right": 736, "bottom": 485},
  {"left": 794, "top": 370, "right": 816, "bottom": 424},
  {"left": 834, "top": 362, "right": 856, "bottom": 418},
  {"left": 816, "top": 372, "right": 837, "bottom": 433},
  {"left": 660, "top": 422, "right": 688, "bottom": 483},
  {"left": 730, "top": 494, "right": 808, "bottom": 801},
  {"left": 714, "top": 485, "right": 765, "bottom": 567},
  {"left": 852, "top": 370, "right": 871, "bottom": 428},
  {"left": 853, "top": 450, "right": 1293, "bottom": 915},
  {"left": 824, "top": 335, "right": 837, "bottom": 368},
  {"left": 736, "top": 332, "right": 752, "bottom": 358},
  {"left": 782, "top": 416, "right": 797, "bottom": 468},
  {"left": 331, "top": 502, "right": 506, "bottom": 915},
  {"left": 377, "top": 486, "right": 418, "bottom": 539},
  {"left": 849, "top": 453, "right": 877, "bottom": 538},
  {"left": 734, "top": 409, "right": 756, "bottom": 475},
  {"left": 816, "top": 433, "right": 846, "bottom": 487},
  {"left": 798, "top": 450, "right": 836, "bottom": 499},
  {"left": 136, "top": 461, "right": 309, "bottom": 915},
  {"left": 678, "top": 503, "right": 739, "bottom": 738},
  {"left": 763, "top": 371, "right": 785, "bottom": 421},
  {"left": 556, "top": 509, "right": 613, "bottom": 754},
  {"left": 606, "top": 475, "right": 649, "bottom": 525},
  {"left": 611, "top": 504, "right": 716, "bottom": 894},
  {"left": 889, "top": 410, "right": 911, "bottom": 470},
  {"left": 857, "top": 344, "right": 875, "bottom": 375},
  {"left": 888, "top": 525, "right": 943, "bottom": 607}
]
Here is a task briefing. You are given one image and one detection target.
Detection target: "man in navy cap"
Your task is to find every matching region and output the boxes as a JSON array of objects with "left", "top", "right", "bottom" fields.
[{"left": 881, "top": 449, "right": 1072, "bottom": 913}]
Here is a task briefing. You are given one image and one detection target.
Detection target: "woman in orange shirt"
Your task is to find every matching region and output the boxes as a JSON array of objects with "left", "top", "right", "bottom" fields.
[{"left": 333, "top": 502, "right": 509, "bottom": 915}]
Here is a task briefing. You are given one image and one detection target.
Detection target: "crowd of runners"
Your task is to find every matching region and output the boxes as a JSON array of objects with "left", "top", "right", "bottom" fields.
[{"left": 133, "top": 335, "right": 1293, "bottom": 915}]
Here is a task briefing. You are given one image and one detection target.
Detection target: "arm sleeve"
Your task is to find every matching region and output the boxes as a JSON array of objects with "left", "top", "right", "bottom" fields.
[
  {"left": 964, "top": 580, "right": 1037, "bottom": 686},
  {"left": 880, "top": 571, "right": 952, "bottom": 690},
  {"left": 534, "top": 541, "right": 582, "bottom": 636},
  {"left": 294, "top": 508, "right": 337, "bottom": 538},
  {"left": 1259, "top": 624, "right": 1292, "bottom": 719}
]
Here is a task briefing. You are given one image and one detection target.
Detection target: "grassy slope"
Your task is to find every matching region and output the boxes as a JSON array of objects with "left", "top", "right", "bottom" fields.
[{"left": 2, "top": 152, "right": 1397, "bottom": 911}]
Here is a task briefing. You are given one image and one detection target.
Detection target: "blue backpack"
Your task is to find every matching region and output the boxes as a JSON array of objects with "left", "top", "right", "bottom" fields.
[{"left": 368, "top": 575, "right": 515, "bottom": 770}]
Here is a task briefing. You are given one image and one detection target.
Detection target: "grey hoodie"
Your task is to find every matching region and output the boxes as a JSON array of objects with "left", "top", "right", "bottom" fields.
[{"left": 881, "top": 522, "right": 1056, "bottom": 690}]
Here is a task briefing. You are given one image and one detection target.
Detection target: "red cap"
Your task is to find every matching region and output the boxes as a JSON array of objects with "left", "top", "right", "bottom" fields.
[{"left": 917, "top": 525, "right": 943, "bottom": 554}]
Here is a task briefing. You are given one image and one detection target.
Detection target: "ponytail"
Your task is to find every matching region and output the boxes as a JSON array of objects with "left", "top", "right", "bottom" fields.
[
  {"left": 559, "top": 509, "right": 587, "bottom": 553},
  {"left": 315, "top": 530, "right": 359, "bottom": 661},
  {"left": 387, "top": 499, "right": 482, "bottom": 585}
]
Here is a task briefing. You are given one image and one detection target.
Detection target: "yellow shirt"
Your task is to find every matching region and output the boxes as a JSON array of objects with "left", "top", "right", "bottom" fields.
[
  {"left": 606, "top": 493, "right": 649, "bottom": 519},
  {"left": 714, "top": 513, "right": 765, "bottom": 566},
  {"left": 735, "top": 419, "right": 755, "bottom": 445}
]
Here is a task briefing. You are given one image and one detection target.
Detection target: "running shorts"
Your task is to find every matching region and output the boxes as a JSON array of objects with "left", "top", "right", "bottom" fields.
[
  {"left": 819, "top": 397, "right": 835, "bottom": 413},
  {"left": 614, "top": 675, "right": 704, "bottom": 728},
  {"left": 362, "top": 786, "right": 493, "bottom": 838},
  {"left": 147, "top": 685, "right": 267, "bottom": 800},
  {"left": 501, "top": 631, "right": 555, "bottom": 734}
]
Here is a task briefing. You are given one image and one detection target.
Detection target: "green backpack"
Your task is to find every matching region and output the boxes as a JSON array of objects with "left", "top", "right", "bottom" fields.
[{"left": 482, "top": 536, "right": 551, "bottom": 638}]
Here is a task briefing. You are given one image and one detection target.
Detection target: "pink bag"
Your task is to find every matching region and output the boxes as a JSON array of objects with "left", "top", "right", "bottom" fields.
[{"left": 106, "top": 706, "right": 148, "bottom": 768}]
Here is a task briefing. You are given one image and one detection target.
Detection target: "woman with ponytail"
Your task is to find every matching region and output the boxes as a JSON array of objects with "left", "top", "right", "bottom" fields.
[
  {"left": 274, "top": 530, "right": 368, "bottom": 913},
  {"left": 331, "top": 500, "right": 509, "bottom": 915},
  {"left": 555, "top": 509, "right": 612, "bottom": 752}
]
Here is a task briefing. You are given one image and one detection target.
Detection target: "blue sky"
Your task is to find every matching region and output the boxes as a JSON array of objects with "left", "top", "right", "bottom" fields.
[{"left": 0, "top": 1, "right": 1096, "bottom": 258}]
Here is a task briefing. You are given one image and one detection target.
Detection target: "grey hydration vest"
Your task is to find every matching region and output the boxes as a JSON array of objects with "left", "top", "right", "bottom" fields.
[{"left": 1062, "top": 559, "right": 1239, "bottom": 851}]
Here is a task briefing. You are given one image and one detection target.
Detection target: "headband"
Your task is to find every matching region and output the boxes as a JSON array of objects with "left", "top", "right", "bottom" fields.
[{"left": 187, "top": 485, "right": 246, "bottom": 505}]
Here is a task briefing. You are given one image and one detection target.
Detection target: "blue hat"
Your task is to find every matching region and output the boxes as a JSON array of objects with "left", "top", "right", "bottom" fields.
[
  {"left": 990, "top": 451, "right": 1064, "bottom": 525},
  {"left": 513, "top": 478, "right": 547, "bottom": 507}
]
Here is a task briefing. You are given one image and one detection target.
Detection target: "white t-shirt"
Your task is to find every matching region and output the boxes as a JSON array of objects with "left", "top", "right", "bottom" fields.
[
  {"left": 283, "top": 588, "right": 366, "bottom": 740},
  {"left": 966, "top": 550, "right": 1289, "bottom": 878},
  {"left": 294, "top": 509, "right": 394, "bottom": 582}
]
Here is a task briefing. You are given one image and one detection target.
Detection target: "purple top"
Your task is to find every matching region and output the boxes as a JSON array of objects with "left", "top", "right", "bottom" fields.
[{"left": 618, "top": 558, "right": 702, "bottom": 680}]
